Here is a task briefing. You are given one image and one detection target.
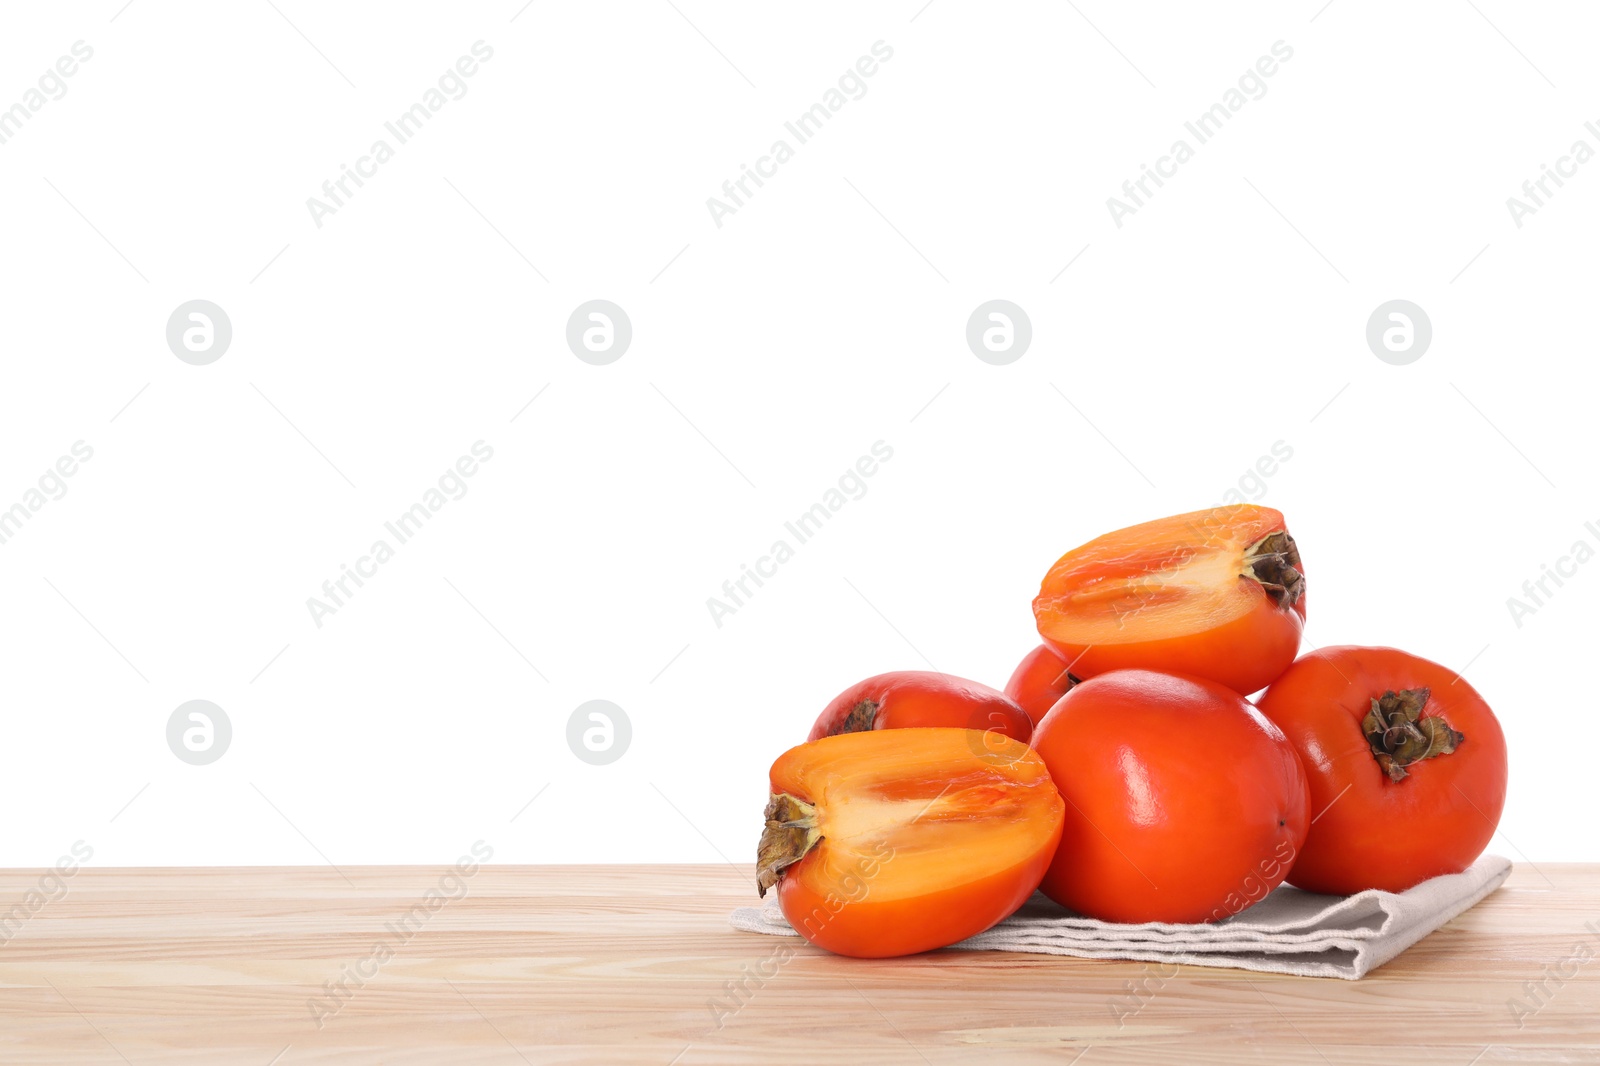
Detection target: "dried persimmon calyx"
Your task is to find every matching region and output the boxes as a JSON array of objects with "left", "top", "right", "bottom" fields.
[
  {"left": 756, "top": 793, "right": 818, "bottom": 896},
  {"left": 1361, "top": 688, "right": 1464, "bottom": 783}
]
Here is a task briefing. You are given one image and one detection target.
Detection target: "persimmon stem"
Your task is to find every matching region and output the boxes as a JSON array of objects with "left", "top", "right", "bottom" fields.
[
  {"left": 1242, "top": 530, "right": 1304, "bottom": 609},
  {"left": 827, "top": 699, "right": 878, "bottom": 736},
  {"left": 1051, "top": 668, "right": 1082, "bottom": 691},
  {"left": 756, "top": 793, "right": 820, "bottom": 897},
  {"left": 1361, "top": 688, "right": 1464, "bottom": 783}
]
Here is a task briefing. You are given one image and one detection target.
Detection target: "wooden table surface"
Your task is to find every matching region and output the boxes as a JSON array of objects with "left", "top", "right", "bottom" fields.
[{"left": 0, "top": 862, "right": 1594, "bottom": 1065}]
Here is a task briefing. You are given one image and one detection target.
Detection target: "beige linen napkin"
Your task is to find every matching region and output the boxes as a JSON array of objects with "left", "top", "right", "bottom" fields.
[{"left": 729, "top": 854, "right": 1511, "bottom": 978}]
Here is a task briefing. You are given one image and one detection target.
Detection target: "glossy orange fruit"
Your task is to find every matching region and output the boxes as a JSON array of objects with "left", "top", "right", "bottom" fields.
[
  {"left": 1032, "top": 670, "right": 1310, "bottom": 923},
  {"left": 757, "top": 728, "right": 1064, "bottom": 957},
  {"left": 1032, "top": 504, "right": 1306, "bottom": 695},
  {"left": 808, "top": 670, "right": 1032, "bottom": 744}
]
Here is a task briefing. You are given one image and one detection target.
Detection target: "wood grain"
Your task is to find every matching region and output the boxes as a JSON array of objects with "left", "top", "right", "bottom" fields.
[{"left": 0, "top": 863, "right": 1594, "bottom": 1064}]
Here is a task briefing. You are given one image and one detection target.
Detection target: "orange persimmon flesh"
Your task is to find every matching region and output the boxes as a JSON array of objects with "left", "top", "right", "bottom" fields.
[{"left": 757, "top": 727, "right": 1064, "bottom": 958}]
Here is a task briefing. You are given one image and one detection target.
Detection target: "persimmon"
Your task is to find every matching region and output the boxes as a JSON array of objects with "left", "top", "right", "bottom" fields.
[
  {"left": 1031, "top": 670, "right": 1310, "bottom": 923},
  {"left": 1003, "top": 645, "right": 1079, "bottom": 726},
  {"left": 756, "top": 728, "right": 1064, "bottom": 957},
  {"left": 1032, "top": 504, "right": 1305, "bottom": 695},
  {"left": 1255, "top": 646, "right": 1508, "bottom": 894},
  {"left": 808, "top": 670, "right": 1032, "bottom": 744}
]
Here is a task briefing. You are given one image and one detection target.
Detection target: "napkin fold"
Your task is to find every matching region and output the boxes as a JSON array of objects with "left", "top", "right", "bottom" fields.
[{"left": 728, "top": 854, "right": 1511, "bottom": 978}]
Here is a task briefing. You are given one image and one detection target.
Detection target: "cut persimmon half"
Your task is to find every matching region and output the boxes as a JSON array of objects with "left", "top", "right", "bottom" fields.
[
  {"left": 756, "top": 728, "right": 1064, "bottom": 958},
  {"left": 1032, "top": 504, "right": 1305, "bottom": 696}
]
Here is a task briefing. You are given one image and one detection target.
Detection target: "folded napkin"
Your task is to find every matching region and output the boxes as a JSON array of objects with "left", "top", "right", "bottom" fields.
[{"left": 729, "top": 854, "right": 1511, "bottom": 978}]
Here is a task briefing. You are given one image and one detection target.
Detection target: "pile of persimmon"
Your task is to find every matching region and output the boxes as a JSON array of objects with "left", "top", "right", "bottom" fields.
[{"left": 756, "top": 504, "right": 1508, "bottom": 958}]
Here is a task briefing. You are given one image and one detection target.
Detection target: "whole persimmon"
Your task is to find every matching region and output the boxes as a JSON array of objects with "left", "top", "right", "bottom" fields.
[
  {"left": 1003, "top": 644, "right": 1079, "bottom": 726},
  {"left": 808, "top": 670, "right": 1032, "bottom": 745},
  {"left": 1031, "top": 670, "right": 1310, "bottom": 923},
  {"left": 1256, "top": 646, "right": 1508, "bottom": 894}
]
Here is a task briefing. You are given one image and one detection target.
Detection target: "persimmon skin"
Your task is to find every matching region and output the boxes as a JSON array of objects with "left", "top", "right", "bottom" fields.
[
  {"left": 767, "top": 728, "right": 1064, "bottom": 958},
  {"left": 1003, "top": 644, "right": 1080, "bottom": 726},
  {"left": 1044, "top": 603, "right": 1302, "bottom": 698},
  {"left": 1033, "top": 505, "right": 1307, "bottom": 697},
  {"left": 1032, "top": 670, "right": 1310, "bottom": 924},
  {"left": 775, "top": 845, "right": 1057, "bottom": 959},
  {"left": 1255, "top": 647, "right": 1508, "bottom": 895},
  {"left": 807, "top": 670, "right": 1032, "bottom": 744}
]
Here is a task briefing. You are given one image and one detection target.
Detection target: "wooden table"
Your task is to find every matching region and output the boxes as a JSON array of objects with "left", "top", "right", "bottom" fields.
[{"left": 0, "top": 863, "right": 1593, "bottom": 1064}]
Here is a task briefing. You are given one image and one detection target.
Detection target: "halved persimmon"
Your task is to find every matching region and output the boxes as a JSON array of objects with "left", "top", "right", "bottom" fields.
[
  {"left": 756, "top": 728, "right": 1064, "bottom": 958},
  {"left": 1032, "top": 504, "right": 1305, "bottom": 696}
]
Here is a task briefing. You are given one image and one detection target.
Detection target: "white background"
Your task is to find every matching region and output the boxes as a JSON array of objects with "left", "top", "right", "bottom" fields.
[{"left": 1, "top": 1, "right": 1594, "bottom": 869}]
